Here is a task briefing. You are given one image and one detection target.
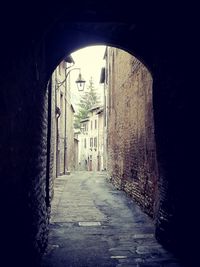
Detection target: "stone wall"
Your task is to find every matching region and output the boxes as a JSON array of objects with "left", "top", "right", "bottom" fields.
[
  {"left": 107, "top": 48, "right": 158, "bottom": 217},
  {"left": 0, "top": 46, "right": 49, "bottom": 266}
]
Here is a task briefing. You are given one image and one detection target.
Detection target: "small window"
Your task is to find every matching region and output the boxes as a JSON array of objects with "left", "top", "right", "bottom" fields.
[
  {"left": 90, "top": 138, "right": 93, "bottom": 147},
  {"left": 94, "top": 137, "right": 97, "bottom": 147},
  {"left": 84, "top": 138, "right": 87, "bottom": 148},
  {"left": 95, "top": 119, "right": 97, "bottom": 129}
]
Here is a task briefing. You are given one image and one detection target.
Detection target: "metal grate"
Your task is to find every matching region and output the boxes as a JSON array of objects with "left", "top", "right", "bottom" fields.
[{"left": 78, "top": 221, "right": 101, "bottom": 226}]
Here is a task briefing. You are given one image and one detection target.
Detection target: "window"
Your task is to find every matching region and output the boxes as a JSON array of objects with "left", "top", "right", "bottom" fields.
[
  {"left": 90, "top": 138, "right": 93, "bottom": 147},
  {"left": 94, "top": 137, "right": 97, "bottom": 147},
  {"left": 81, "top": 122, "right": 88, "bottom": 133},
  {"left": 84, "top": 138, "right": 87, "bottom": 148},
  {"left": 83, "top": 123, "right": 86, "bottom": 132},
  {"left": 91, "top": 120, "right": 93, "bottom": 130},
  {"left": 95, "top": 119, "right": 97, "bottom": 129}
]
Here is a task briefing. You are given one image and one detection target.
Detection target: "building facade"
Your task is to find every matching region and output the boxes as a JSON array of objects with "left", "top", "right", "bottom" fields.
[
  {"left": 104, "top": 47, "right": 158, "bottom": 217},
  {"left": 78, "top": 106, "right": 105, "bottom": 171},
  {"left": 51, "top": 57, "right": 76, "bottom": 177}
]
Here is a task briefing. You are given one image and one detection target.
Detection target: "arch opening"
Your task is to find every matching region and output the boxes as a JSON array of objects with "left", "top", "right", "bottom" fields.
[
  {"left": 1, "top": 17, "right": 194, "bottom": 266},
  {"left": 48, "top": 44, "right": 158, "bottom": 218}
]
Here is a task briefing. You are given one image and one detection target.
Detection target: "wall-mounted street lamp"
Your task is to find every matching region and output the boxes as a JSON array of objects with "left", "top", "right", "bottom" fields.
[
  {"left": 57, "top": 67, "right": 86, "bottom": 91},
  {"left": 76, "top": 72, "right": 86, "bottom": 91}
]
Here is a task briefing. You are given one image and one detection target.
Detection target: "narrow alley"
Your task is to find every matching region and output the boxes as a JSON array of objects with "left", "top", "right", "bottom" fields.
[{"left": 41, "top": 172, "right": 182, "bottom": 267}]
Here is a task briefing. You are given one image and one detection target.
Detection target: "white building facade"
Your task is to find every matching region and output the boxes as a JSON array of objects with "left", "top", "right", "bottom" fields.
[
  {"left": 51, "top": 56, "right": 76, "bottom": 177},
  {"left": 78, "top": 106, "right": 105, "bottom": 171}
]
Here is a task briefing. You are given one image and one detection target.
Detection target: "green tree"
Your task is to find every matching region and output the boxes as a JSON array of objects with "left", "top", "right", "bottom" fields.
[{"left": 74, "top": 77, "right": 100, "bottom": 129}]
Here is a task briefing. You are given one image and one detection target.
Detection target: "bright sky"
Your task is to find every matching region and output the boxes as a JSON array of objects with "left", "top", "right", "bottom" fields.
[{"left": 69, "top": 45, "right": 106, "bottom": 111}]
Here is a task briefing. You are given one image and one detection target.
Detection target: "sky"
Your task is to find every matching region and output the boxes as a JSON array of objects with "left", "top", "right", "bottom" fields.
[{"left": 69, "top": 45, "right": 106, "bottom": 111}]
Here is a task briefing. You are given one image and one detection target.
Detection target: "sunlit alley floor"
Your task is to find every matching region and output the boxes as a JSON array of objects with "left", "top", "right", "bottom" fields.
[{"left": 41, "top": 171, "right": 182, "bottom": 267}]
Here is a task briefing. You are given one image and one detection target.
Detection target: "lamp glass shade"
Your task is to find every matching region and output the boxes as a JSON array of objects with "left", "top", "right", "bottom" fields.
[{"left": 76, "top": 73, "right": 86, "bottom": 91}]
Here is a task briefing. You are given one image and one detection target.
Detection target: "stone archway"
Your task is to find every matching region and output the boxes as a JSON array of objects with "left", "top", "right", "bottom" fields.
[
  {"left": 0, "top": 3, "right": 196, "bottom": 265},
  {"left": 42, "top": 21, "right": 191, "bottom": 259}
]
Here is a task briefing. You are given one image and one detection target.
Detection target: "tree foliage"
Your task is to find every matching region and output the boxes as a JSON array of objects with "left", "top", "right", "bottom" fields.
[{"left": 74, "top": 78, "right": 100, "bottom": 129}]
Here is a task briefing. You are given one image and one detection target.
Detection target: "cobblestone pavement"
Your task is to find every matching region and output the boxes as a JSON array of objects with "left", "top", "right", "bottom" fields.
[{"left": 41, "top": 171, "right": 184, "bottom": 267}]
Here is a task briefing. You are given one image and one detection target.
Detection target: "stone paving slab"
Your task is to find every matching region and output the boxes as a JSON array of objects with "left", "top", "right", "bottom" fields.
[{"left": 41, "top": 171, "right": 184, "bottom": 267}]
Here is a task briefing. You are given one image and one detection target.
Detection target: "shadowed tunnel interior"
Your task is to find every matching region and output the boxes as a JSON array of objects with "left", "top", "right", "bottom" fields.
[{"left": 0, "top": 1, "right": 198, "bottom": 266}]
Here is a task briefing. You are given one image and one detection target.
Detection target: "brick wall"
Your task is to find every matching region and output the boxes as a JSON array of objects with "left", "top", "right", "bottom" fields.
[
  {"left": 107, "top": 48, "right": 158, "bottom": 217},
  {"left": 0, "top": 45, "right": 50, "bottom": 266}
]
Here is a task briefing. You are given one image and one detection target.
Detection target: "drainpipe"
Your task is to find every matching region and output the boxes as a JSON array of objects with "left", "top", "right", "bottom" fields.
[
  {"left": 64, "top": 62, "right": 75, "bottom": 174},
  {"left": 64, "top": 69, "right": 67, "bottom": 174},
  {"left": 98, "top": 114, "right": 100, "bottom": 171},
  {"left": 55, "top": 70, "right": 61, "bottom": 177}
]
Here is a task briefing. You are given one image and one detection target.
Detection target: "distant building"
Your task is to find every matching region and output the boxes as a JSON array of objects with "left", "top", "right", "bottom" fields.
[
  {"left": 77, "top": 106, "right": 105, "bottom": 171},
  {"left": 77, "top": 117, "right": 89, "bottom": 170},
  {"left": 74, "top": 131, "right": 79, "bottom": 171}
]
